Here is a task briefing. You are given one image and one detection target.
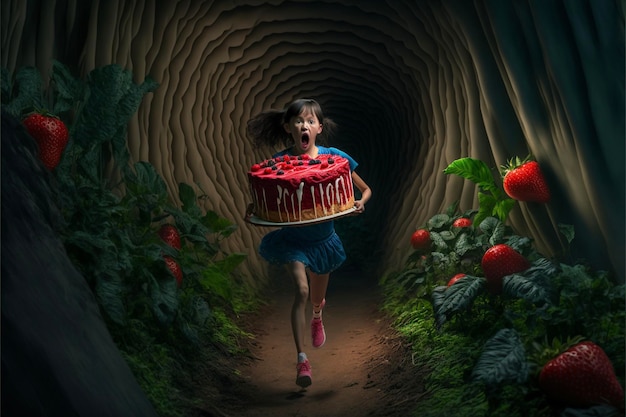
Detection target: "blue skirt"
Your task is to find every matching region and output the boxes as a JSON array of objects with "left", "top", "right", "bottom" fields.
[{"left": 258, "top": 221, "right": 346, "bottom": 274}]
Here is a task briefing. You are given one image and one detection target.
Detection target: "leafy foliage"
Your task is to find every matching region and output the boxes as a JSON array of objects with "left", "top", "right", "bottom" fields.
[
  {"left": 2, "top": 62, "right": 255, "bottom": 417},
  {"left": 383, "top": 172, "right": 625, "bottom": 416},
  {"left": 444, "top": 157, "right": 516, "bottom": 226},
  {"left": 471, "top": 329, "right": 529, "bottom": 386},
  {"left": 432, "top": 275, "right": 485, "bottom": 328}
]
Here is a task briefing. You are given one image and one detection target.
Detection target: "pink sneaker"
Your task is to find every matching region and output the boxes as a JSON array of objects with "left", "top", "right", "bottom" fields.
[
  {"left": 296, "top": 360, "right": 312, "bottom": 387},
  {"left": 311, "top": 299, "right": 326, "bottom": 348}
]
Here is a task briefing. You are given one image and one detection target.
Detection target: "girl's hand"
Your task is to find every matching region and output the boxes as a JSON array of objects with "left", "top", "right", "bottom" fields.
[
  {"left": 353, "top": 200, "right": 366, "bottom": 214},
  {"left": 245, "top": 203, "right": 255, "bottom": 220},
  {"left": 350, "top": 171, "right": 371, "bottom": 215}
]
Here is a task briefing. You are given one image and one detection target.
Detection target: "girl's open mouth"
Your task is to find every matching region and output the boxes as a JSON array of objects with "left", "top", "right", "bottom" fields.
[{"left": 301, "top": 133, "right": 310, "bottom": 148}]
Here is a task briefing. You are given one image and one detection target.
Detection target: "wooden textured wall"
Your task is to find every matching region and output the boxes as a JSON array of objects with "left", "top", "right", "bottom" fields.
[{"left": 2, "top": 0, "right": 624, "bottom": 283}]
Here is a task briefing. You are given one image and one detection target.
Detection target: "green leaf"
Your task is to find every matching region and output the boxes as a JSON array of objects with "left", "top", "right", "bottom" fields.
[
  {"left": 126, "top": 162, "right": 168, "bottom": 199},
  {"left": 201, "top": 210, "right": 237, "bottom": 237},
  {"left": 50, "top": 60, "right": 85, "bottom": 115},
  {"left": 179, "top": 183, "right": 202, "bottom": 217},
  {"left": 444, "top": 158, "right": 499, "bottom": 194},
  {"left": 393, "top": 268, "right": 426, "bottom": 290},
  {"left": 177, "top": 295, "right": 214, "bottom": 344},
  {"left": 561, "top": 405, "right": 624, "bottom": 417},
  {"left": 445, "top": 201, "right": 460, "bottom": 217},
  {"left": 503, "top": 274, "right": 551, "bottom": 305},
  {"left": 432, "top": 275, "right": 485, "bottom": 328},
  {"left": 149, "top": 275, "right": 179, "bottom": 326},
  {"left": 95, "top": 272, "right": 127, "bottom": 325},
  {"left": 431, "top": 286, "right": 449, "bottom": 328},
  {"left": 115, "top": 75, "right": 158, "bottom": 129},
  {"left": 478, "top": 217, "right": 507, "bottom": 245},
  {"left": 475, "top": 194, "right": 497, "bottom": 227},
  {"left": 439, "top": 231, "right": 456, "bottom": 241},
  {"left": 71, "top": 64, "right": 158, "bottom": 178},
  {"left": 2, "top": 66, "right": 43, "bottom": 117},
  {"left": 215, "top": 253, "right": 247, "bottom": 274},
  {"left": 427, "top": 213, "right": 450, "bottom": 230},
  {"left": 430, "top": 231, "right": 449, "bottom": 252},
  {"left": 471, "top": 328, "right": 529, "bottom": 386},
  {"left": 453, "top": 233, "right": 479, "bottom": 257},
  {"left": 179, "top": 183, "right": 196, "bottom": 209},
  {"left": 199, "top": 265, "right": 232, "bottom": 299},
  {"left": 197, "top": 253, "right": 246, "bottom": 300},
  {"left": 492, "top": 198, "right": 516, "bottom": 222},
  {"left": 558, "top": 223, "right": 575, "bottom": 245},
  {"left": 190, "top": 296, "right": 211, "bottom": 324}
]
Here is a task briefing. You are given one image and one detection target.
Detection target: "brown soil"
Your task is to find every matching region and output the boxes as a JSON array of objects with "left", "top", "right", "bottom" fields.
[{"left": 195, "top": 264, "right": 429, "bottom": 417}]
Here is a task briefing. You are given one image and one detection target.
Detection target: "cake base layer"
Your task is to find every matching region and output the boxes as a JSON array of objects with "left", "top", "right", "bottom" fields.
[{"left": 260, "top": 200, "right": 355, "bottom": 224}]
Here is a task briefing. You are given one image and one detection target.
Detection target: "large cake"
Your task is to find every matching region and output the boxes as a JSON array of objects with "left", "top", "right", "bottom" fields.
[{"left": 248, "top": 154, "right": 355, "bottom": 223}]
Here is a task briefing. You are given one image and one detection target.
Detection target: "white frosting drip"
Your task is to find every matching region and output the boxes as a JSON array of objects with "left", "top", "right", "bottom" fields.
[
  {"left": 311, "top": 185, "right": 317, "bottom": 218},
  {"left": 335, "top": 177, "right": 343, "bottom": 205},
  {"left": 282, "top": 187, "right": 291, "bottom": 222},
  {"left": 290, "top": 193, "right": 296, "bottom": 222},
  {"left": 319, "top": 184, "right": 327, "bottom": 215},
  {"left": 262, "top": 189, "right": 268, "bottom": 217},
  {"left": 276, "top": 185, "right": 284, "bottom": 222},
  {"left": 326, "top": 184, "right": 334, "bottom": 213},
  {"left": 348, "top": 172, "right": 354, "bottom": 199},
  {"left": 296, "top": 182, "right": 304, "bottom": 220}
]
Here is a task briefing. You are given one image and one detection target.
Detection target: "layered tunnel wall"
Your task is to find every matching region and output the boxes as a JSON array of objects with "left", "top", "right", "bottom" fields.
[{"left": 2, "top": 0, "right": 624, "bottom": 284}]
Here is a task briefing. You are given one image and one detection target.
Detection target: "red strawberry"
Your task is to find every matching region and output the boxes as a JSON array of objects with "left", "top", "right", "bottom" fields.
[
  {"left": 163, "top": 255, "right": 183, "bottom": 287},
  {"left": 539, "top": 341, "right": 624, "bottom": 408},
  {"left": 158, "top": 224, "right": 181, "bottom": 250},
  {"left": 501, "top": 157, "right": 550, "bottom": 203},
  {"left": 22, "top": 112, "right": 69, "bottom": 170},
  {"left": 481, "top": 244, "right": 530, "bottom": 294},
  {"left": 447, "top": 273, "right": 466, "bottom": 287},
  {"left": 452, "top": 218, "right": 472, "bottom": 228},
  {"left": 410, "top": 229, "right": 431, "bottom": 250}
]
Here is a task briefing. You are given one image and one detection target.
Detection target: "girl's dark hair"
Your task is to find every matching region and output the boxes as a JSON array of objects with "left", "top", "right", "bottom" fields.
[{"left": 247, "top": 98, "right": 337, "bottom": 148}]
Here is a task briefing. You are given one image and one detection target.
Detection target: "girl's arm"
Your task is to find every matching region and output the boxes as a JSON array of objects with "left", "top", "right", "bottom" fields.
[{"left": 351, "top": 171, "right": 372, "bottom": 214}]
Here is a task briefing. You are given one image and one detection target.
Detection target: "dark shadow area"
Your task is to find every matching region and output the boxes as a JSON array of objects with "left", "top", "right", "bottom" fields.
[{"left": 0, "top": 110, "right": 158, "bottom": 417}]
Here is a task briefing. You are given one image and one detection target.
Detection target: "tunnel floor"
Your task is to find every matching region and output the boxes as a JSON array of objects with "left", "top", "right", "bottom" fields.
[{"left": 203, "top": 264, "right": 426, "bottom": 417}]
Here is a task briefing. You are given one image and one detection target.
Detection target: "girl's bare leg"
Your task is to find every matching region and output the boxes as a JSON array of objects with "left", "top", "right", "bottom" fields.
[
  {"left": 308, "top": 271, "right": 329, "bottom": 349},
  {"left": 308, "top": 271, "right": 330, "bottom": 313},
  {"left": 288, "top": 262, "right": 309, "bottom": 353}
]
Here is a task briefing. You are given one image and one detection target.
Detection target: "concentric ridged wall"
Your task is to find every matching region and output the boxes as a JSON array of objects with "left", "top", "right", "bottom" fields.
[{"left": 2, "top": 0, "right": 624, "bottom": 283}]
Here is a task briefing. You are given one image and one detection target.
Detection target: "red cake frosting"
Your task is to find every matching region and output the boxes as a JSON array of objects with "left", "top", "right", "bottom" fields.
[{"left": 248, "top": 154, "right": 355, "bottom": 223}]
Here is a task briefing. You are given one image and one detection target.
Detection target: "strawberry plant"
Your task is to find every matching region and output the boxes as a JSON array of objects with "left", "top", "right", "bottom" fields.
[
  {"left": 382, "top": 156, "right": 624, "bottom": 417},
  {"left": 2, "top": 62, "right": 253, "bottom": 417},
  {"left": 383, "top": 203, "right": 482, "bottom": 299},
  {"left": 444, "top": 157, "right": 516, "bottom": 226}
]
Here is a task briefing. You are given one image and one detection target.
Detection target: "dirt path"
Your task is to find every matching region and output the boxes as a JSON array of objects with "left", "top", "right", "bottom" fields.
[{"left": 227, "top": 265, "right": 426, "bottom": 417}]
